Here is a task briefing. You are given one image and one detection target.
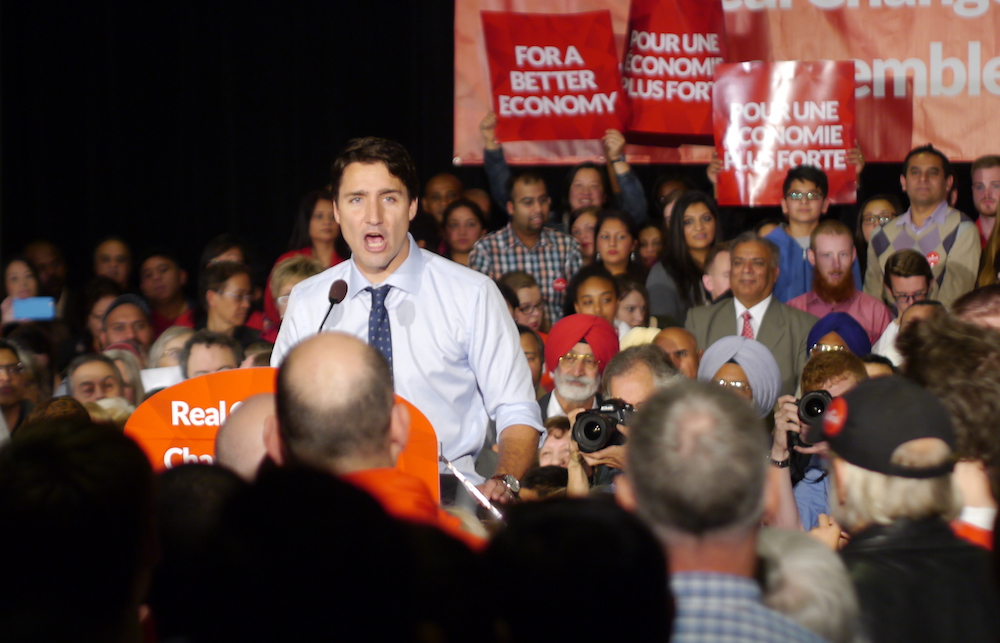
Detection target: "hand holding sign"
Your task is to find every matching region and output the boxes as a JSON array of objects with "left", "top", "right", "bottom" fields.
[{"left": 712, "top": 61, "right": 857, "bottom": 207}]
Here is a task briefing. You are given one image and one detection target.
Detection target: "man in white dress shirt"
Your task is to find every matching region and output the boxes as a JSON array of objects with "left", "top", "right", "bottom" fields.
[{"left": 273, "top": 137, "right": 542, "bottom": 503}]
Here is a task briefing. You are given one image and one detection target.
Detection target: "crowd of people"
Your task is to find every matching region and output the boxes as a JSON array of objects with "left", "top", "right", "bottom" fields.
[{"left": 1, "top": 126, "right": 1000, "bottom": 642}]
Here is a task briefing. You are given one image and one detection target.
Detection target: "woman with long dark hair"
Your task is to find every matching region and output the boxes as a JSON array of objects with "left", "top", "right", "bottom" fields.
[
  {"left": 646, "top": 191, "right": 722, "bottom": 324},
  {"left": 263, "top": 189, "right": 350, "bottom": 335}
]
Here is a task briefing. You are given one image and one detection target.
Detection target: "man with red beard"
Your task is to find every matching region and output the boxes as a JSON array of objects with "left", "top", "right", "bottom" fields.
[
  {"left": 788, "top": 220, "right": 892, "bottom": 345},
  {"left": 539, "top": 314, "right": 619, "bottom": 421}
]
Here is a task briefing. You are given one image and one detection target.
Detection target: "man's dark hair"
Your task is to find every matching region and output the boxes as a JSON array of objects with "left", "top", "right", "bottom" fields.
[
  {"left": 782, "top": 165, "right": 828, "bottom": 197},
  {"left": 902, "top": 144, "right": 953, "bottom": 179},
  {"left": 0, "top": 419, "right": 155, "bottom": 642},
  {"left": 198, "top": 260, "right": 250, "bottom": 310},
  {"left": 276, "top": 340, "right": 395, "bottom": 466},
  {"left": 602, "top": 344, "right": 679, "bottom": 393},
  {"left": 506, "top": 170, "right": 547, "bottom": 204},
  {"left": 179, "top": 330, "right": 243, "bottom": 379},
  {"left": 860, "top": 353, "right": 897, "bottom": 374},
  {"left": 883, "top": 249, "right": 933, "bottom": 290},
  {"left": 66, "top": 353, "right": 123, "bottom": 392},
  {"left": 520, "top": 465, "right": 569, "bottom": 499},
  {"left": 138, "top": 247, "right": 183, "bottom": 272},
  {"left": 952, "top": 285, "right": 1000, "bottom": 323},
  {"left": 729, "top": 231, "right": 781, "bottom": 269},
  {"left": 899, "top": 315, "right": 1000, "bottom": 483},
  {"left": 330, "top": 137, "right": 419, "bottom": 203}
]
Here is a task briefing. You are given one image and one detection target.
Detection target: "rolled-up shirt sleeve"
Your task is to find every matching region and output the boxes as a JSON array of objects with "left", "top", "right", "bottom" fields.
[{"left": 467, "top": 279, "right": 544, "bottom": 439}]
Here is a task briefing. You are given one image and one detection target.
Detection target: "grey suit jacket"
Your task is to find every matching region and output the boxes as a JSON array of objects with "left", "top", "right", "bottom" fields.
[{"left": 685, "top": 297, "right": 818, "bottom": 396}]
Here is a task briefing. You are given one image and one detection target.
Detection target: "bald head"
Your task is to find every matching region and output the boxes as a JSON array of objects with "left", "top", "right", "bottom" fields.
[
  {"left": 215, "top": 393, "right": 274, "bottom": 481},
  {"left": 653, "top": 327, "right": 701, "bottom": 379},
  {"left": 275, "top": 333, "right": 398, "bottom": 471}
]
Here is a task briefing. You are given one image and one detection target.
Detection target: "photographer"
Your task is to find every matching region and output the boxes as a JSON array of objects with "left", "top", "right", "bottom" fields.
[
  {"left": 566, "top": 344, "right": 680, "bottom": 495},
  {"left": 769, "top": 351, "right": 868, "bottom": 531}
]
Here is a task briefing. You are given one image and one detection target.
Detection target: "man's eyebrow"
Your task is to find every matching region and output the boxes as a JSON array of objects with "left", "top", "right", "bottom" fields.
[{"left": 377, "top": 188, "right": 403, "bottom": 196}]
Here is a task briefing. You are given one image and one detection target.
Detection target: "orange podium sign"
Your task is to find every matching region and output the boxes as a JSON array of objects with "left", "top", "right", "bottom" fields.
[{"left": 125, "top": 367, "right": 441, "bottom": 503}]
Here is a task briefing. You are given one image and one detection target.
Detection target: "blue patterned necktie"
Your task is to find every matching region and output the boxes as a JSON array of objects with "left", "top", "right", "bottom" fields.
[{"left": 366, "top": 285, "right": 392, "bottom": 373}]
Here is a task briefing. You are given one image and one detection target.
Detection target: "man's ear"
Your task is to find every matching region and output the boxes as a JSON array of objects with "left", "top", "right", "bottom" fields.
[
  {"left": 820, "top": 197, "right": 830, "bottom": 215},
  {"left": 263, "top": 415, "right": 284, "bottom": 466},
  {"left": 807, "top": 248, "right": 817, "bottom": 267},
  {"left": 615, "top": 473, "right": 637, "bottom": 512},
  {"left": 507, "top": 200, "right": 515, "bottom": 217},
  {"left": 99, "top": 330, "right": 109, "bottom": 350},
  {"left": 388, "top": 402, "right": 410, "bottom": 465},
  {"left": 409, "top": 197, "right": 418, "bottom": 223}
]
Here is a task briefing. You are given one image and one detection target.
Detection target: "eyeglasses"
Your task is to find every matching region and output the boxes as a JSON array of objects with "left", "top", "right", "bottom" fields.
[
  {"left": 0, "top": 363, "right": 24, "bottom": 376},
  {"left": 785, "top": 191, "right": 825, "bottom": 202},
  {"left": 517, "top": 302, "right": 545, "bottom": 315},
  {"left": 558, "top": 352, "right": 600, "bottom": 370},
  {"left": 893, "top": 290, "right": 928, "bottom": 304},
  {"left": 809, "top": 343, "right": 848, "bottom": 357},
  {"left": 862, "top": 214, "right": 894, "bottom": 226}
]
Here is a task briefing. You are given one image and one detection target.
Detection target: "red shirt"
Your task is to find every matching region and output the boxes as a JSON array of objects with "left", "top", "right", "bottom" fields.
[{"left": 343, "top": 468, "right": 486, "bottom": 550}]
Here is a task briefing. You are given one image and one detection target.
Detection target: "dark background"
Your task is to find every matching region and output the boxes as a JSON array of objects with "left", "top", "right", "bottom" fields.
[{"left": 0, "top": 1, "right": 976, "bottom": 291}]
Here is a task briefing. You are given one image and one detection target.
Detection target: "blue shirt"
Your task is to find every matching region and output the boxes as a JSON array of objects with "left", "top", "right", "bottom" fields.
[
  {"left": 793, "top": 455, "right": 830, "bottom": 531},
  {"left": 273, "top": 235, "right": 544, "bottom": 483},
  {"left": 671, "top": 572, "right": 829, "bottom": 642}
]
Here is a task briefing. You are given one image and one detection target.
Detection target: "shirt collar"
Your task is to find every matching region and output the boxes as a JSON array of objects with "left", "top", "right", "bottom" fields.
[
  {"left": 346, "top": 234, "right": 423, "bottom": 299},
  {"left": 897, "top": 200, "right": 949, "bottom": 230},
  {"left": 504, "top": 223, "right": 547, "bottom": 249},
  {"left": 734, "top": 294, "right": 772, "bottom": 319}
]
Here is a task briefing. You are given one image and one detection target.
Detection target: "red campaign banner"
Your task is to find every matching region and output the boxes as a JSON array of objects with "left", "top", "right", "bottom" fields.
[
  {"left": 623, "top": 0, "right": 727, "bottom": 146},
  {"left": 713, "top": 61, "right": 856, "bottom": 207},
  {"left": 481, "top": 10, "right": 626, "bottom": 142}
]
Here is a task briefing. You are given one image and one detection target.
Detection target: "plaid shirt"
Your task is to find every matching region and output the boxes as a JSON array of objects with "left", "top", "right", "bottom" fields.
[
  {"left": 469, "top": 224, "right": 582, "bottom": 325},
  {"left": 671, "top": 572, "right": 829, "bottom": 643}
]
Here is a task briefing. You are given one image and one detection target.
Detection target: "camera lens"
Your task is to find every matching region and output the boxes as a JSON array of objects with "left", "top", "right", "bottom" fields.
[{"left": 803, "top": 398, "right": 826, "bottom": 418}]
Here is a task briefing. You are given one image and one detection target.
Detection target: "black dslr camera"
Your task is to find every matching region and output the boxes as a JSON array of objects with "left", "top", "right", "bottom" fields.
[
  {"left": 796, "top": 390, "right": 832, "bottom": 446},
  {"left": 572, "top": 399, "right": 635, "bottom": 453}
]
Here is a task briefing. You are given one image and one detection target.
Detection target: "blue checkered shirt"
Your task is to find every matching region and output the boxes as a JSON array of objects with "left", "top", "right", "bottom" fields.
[
  {"left": 671, "top": 572, "right": 830, "bottom": 643},
  {"left": 469, "top": 224, "right": 582, "bottom": 325}
]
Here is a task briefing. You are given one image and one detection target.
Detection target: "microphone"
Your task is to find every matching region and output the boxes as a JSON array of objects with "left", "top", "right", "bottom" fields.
[{"left": 318, "top": 279, "right": 348, "bottom": 333}]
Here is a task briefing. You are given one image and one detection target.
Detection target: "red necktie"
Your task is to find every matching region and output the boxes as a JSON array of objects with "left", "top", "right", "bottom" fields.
[{"left": 741, "top": 311, "right": 754, "bottom": 339}]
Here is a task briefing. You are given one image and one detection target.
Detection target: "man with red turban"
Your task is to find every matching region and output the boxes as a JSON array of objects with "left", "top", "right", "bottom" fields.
[{"left": 539, "top": 314, "right": 620, "bottom": 421}]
